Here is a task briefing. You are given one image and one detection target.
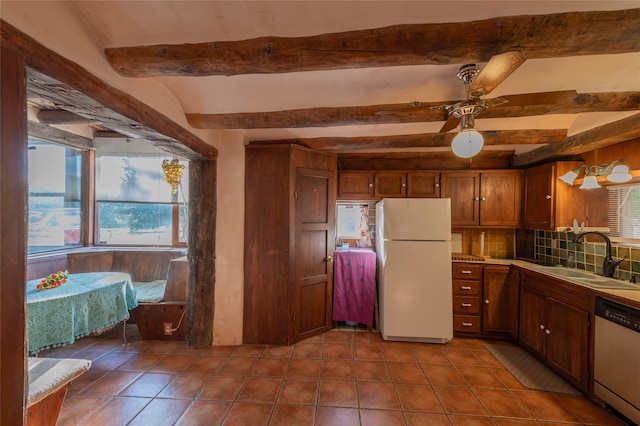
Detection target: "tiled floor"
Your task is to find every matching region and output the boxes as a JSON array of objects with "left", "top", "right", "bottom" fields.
[{"left": 43, "top": 325, "right": 628, "bottom": 426}]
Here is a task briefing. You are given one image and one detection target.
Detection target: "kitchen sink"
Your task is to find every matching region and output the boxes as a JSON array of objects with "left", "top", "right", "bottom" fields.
[{"left": 532, "top": 266, "right": 640, "bottom": 290}]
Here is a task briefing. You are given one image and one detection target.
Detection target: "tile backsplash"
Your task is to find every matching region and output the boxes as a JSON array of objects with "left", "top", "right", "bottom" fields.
[
  {"left": 452, "top": 228, "right": 515, "bottom": 259},
  {"left": 534, "top": 230, "right": 640, "bottom": 281}
]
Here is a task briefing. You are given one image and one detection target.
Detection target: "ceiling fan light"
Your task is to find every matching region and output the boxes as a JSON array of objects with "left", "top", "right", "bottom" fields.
[
  {"left": 607, "top": 165, "right": 632, "bottom": 183},
  {"left": 580, "top": 175, "right": 601, "bottom": 189},
  {"left": 451, "top": 129, "right": 484, "bottom": 158}
]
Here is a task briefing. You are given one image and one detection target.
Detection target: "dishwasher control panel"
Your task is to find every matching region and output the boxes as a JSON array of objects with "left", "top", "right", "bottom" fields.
[{"left": 595, "top": 297, "right": 640, "bottom": 332}]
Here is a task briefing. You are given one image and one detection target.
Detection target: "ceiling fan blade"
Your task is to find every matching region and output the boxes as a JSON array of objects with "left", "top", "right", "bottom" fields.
[
  {"left": 470, "top": 51, "right": 526, "bottom": 97},
  {"left": 439, "top": 115, "right": 460, "bottom": 133},
  {"left": 498, "top": 90, "right": 579, "bottom": 107}
]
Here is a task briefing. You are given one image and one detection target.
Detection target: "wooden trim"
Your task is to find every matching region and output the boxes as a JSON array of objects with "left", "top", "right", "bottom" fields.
[{"left": 1, "top": 46, "right": 28, "bottom": 426}]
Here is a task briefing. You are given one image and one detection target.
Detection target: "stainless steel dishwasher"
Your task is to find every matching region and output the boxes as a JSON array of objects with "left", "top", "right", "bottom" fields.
[{"left": 594, "top": 297, "right": 640, "bottom": 425}]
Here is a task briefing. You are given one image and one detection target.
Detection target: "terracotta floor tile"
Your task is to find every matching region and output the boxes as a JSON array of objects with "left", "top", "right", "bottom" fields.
[
  {"left": 187, "top": 355, "right": 225, "bottom": 374},
  {"left": 292, "top": 342, "right": 324, "bottom": 359},
  {"left": 315, "top": 406, "right": 360, "bottom": 426},
  {"left": 412, "top": 345, "right": 451, "bottom": 365},
  {"left": 236, "top": 377, "right": 283, "bottom": 404},
  {"left": 489, "top": 367, "right": 527, "bottom": 390},
  {"left": 270, "top": 404, "right": 316, "bottom": 425},
  {"left": 492, "top": 419, "right": 543, "bottom": 425},
  {"left": 175, "top": 400, "right": 231, "bottom": 426},
  {"left": 303, "top": 334, "right": 325, "bottom": 343},
  {"left": 286, "top": 358, "right": 321, "bottom": 378},
  {"left": 359, "top": 408, "right": 406, "bottom": 426},
  {"left": 321, "top": 359, "right": 355, "bottom": 380},
  {"left": 252, "top": 357, "right": 289, "bottom": 377},
  {"left": 421, "top": 363, "right": 466, "bottom": 386},
  {"left": 148, "top": 354, "right": 197, "bottom": 372},
  {"left": 277, "top": 378, "right": 319, "bottom": 405},
  {"left": 119, "top": 372, "right": 175, "bottom": 397},
  {"left": 318, "top": 380, "right": 358, "bottom": 408},
  {"left": 230, "top": 344, "right": 266, "bottom": 357},
  {"left": 55, "top": 395, "right": 110, "bottom": 426},
  {"left": 433, "top": 385, "right": 489, "bottom": 416},
  {"left": 128, "top": 397, "right": 191, "bottom": 425},
  {"left": 67, "top": 369, "right": 108, "bottom": 394},
  {"left": 262, "top": 345, "right": 294, "bottom": 358},
  {"left": 357, "top": 381, "right": 400, "bottom": 410},
  {"left": 80, "top": 371, "right": 141, "bottom": 395},
  {"left": 324, "top": 342, "right": 354, "bottom": 359},
  {"left": 79, "top": 396, "right": 151, "bottom": 426},
  {"left": 353, "top": 344, "right": 384, "bottom": 361},
  {"left": 157, "top": 372, "right": 212, "bottom": 398},
  {"left": 354, "top": 360, "right": 391, "bottom": 382},
  {"left": 513, "top": 390, "right": 581, "bottom": 423},
  {"left": 325, "top": 331, "right": 353, "bottom": 343},
  {"left": 198, "top": 376, "right": 245, "bottom": 401},
  {"left": 90, "top": 351, "right": 136, "bottom": 370},
  {"left": 115, "top": 353, "right": 164, "bottom": 371},
  {"left": 444, "top": 349, "right": 485, "bottom": 366},
  {"left": 381, "top": 343, "right": 417, "bottom": 362},
  {"left": 352, "top": 332, "right": 383, "bottom": 345},
  {"left": 404, "top": 412, "right": 451, "bottom": 426},
  {"left": 395, "top": 383, "right": 444, "bottom": 412},
  {"left": 457, "top": 366, "right": 506, "bottom": 388},
  {"left": 217, "top": 356, "right": 258, "bottom": 376},
  {"left": 387, "top": 361, "right": 428, "bottom": 384},
  {"left": 221, "top": 402, "right": 273, "bottom": 426},
  {"left": 475, "top": 350, "right": 505, "bottom": 369},
  {"left": 554, "top": 393, "right": 627, "bottom": 425},
  {"left": 473, "top": 388, "right": 535, "bottom": 419},
  {"left": 448, "top": 414, "right": 497, "bottom": 425},
  {"left": 196, "top": 345, "right": 235, "bottom": 357}
]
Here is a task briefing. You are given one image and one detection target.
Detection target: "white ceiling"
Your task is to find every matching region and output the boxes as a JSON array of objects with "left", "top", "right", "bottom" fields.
[{"left": 10, "top": 1, "right": 640, "bottom": 155}]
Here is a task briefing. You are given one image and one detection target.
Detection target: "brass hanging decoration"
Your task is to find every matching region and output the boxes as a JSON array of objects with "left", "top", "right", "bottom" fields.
[{"left": 162, "top": 158, "right": 185, "bottom": 194}]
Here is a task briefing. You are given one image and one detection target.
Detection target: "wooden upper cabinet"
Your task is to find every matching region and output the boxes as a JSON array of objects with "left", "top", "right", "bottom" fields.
[
  {"left": 441, "top": 170, "right": 521, "bottom": 227},
  {"left": 523, "top": 162, "right": 587, "bottom": 230},
  {"left": 374, "top": 172, "right": 406, "bottom": 198},
  {"left": 337, "top": 171, "right": 374, "bottom": 200},
  {"left": 407, "top": 171, "right": 440, "bottom": 198}
]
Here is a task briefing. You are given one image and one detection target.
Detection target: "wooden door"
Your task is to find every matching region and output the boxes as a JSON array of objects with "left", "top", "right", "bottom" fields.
[
  {"left": 374, "top": 172, "right": 406, "bottom": 198},
  {"left": 546, "top": 297, "right": 590, "bottom": 392},
  {"left": 441, "top": 172, "right": 479, "bottom": 226},
  {"left": 482, "top": 265, "right": 512, "bottom": 338},
  {"left": 518, "top": 285, "right": 547, "bottom": 359},
  {"left": 407, "top": 172, "right": 440, "bottom": 198},
  {"left": 523, "top": 163, "right": 554, "bottom": 229},
  {"left": 338, "top": 171, "right": 374, "bottom": 200},
  {"left": 479, "top": 171, "right": 521, "bottom": 227},
  {"left": 294, "top": 167, "right": 335, "bottom": 342}
]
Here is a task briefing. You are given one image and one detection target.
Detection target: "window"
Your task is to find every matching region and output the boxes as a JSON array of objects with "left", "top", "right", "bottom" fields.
[
  {"left": 608, "top": 184, "right": 640, "bottom": 240},
  {"left": 28, "top": 139, "right": 83, "bottom": 253},
  {"left": 336, "top": 203, "right": 370, "bottom": 239},
  {"left": 96, "top": 155, "right": 188, "bottom": 245}
]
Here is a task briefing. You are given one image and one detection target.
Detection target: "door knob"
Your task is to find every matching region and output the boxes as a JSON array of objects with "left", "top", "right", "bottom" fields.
[{"left": 326, "top": 256, "right": 333, "bottom": 262}]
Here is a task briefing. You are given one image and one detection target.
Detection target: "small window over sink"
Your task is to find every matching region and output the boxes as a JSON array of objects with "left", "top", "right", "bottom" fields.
[{"left": 608, "top": 183, "right": 640, "bottom": 241}]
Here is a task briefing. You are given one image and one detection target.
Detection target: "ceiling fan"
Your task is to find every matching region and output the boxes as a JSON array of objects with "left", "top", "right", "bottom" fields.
[{"left": 437, "top": 51, "right": 527, "bottom": 133}]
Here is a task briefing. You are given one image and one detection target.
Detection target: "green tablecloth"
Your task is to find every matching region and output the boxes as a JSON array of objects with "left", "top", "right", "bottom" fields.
[{"left": 27, "top": 272, "right": 138, "bottom": 354}]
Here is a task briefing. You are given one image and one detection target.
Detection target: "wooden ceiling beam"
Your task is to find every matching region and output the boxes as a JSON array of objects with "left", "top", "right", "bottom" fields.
[
  {"left": 258, "top": 129, "right": 566, "bottom": 152},
  {"left": 336, "top": 150, "right": 515, "bottom": 170},
  {"left": 513, "top": 113, "right": 640, "bottom": 167},
  {"left": 105, "top": 9, "right": 640, "bottom": 77},
  {"left": 36, "top": 109, "right": 94, "bottom": 125},
  {"left": 27, "top": 120, "right": 94, "bottom": 150},
  {"left": 187, "top": 91, "right": 640, "bottom": 129}
]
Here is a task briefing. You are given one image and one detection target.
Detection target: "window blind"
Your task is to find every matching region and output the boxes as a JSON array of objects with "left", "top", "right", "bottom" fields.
[{"left": 607, "top": 184, "right": 640, "bottom": 238}]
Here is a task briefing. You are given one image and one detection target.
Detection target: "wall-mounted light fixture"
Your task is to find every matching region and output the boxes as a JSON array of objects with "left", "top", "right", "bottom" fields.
[
  {"left": 451, "top": 113, "right": 484, "bottom": 158},
  {"left": 558, "top": 159, "right": 632, "bottom": 189}
]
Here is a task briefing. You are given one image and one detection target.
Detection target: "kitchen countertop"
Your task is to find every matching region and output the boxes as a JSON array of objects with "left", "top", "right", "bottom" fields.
[{"left": 452, "top": 257, "right": 640, "bottom": 305}]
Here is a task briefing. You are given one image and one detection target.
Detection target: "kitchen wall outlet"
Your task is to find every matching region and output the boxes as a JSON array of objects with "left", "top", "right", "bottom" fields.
[{"left": 163, "top": 322, "right": 173, "bottom": 335}]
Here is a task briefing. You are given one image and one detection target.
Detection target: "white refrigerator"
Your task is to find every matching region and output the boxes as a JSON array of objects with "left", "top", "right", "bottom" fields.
[{"left": 376, "top": 198, "right": 453, "bottom": 343}]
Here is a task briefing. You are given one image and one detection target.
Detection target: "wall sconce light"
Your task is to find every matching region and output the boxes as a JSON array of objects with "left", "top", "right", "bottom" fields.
[
  {"left": 162, "top": 158, "right": 185, "bottom": 194},
  {"left": 559, "top": 159, "right": 632, "bottom": 189},
  {"left": 451, "top": 114, "right": 484, "bottom": 158}
]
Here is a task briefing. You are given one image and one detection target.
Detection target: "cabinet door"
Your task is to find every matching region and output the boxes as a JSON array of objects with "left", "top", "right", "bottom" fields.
[
  {"left": 407, "top": 172, "right": 440, "bottom": 198},
  {"left": 374, "top": 172, "right": 406, "bottom": 198},
  {"left": 523, "top": 163, "right": 554, "bottom": 229},
  {"left": 441, "top": 172, "right": 479, "bottom": 226},
  {"left": 338, "top": 171, "right": 374, "bottom": 200},
  {"left": 518, "top": 285, "right": 547, "bottom": 359},
  {"left": 480, "top": 171, "right": 521, "bottom": 227},
  {"left": 546, "top": 297, "right": 590, "bottom": 392},
  {"left": 482, "top": 265, "right": 512, "bottom": 338}
]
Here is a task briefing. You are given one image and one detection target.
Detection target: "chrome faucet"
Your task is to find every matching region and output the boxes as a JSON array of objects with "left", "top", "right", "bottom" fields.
[{"left": 573, "top": 231, "right": 625, "bottom": 278}]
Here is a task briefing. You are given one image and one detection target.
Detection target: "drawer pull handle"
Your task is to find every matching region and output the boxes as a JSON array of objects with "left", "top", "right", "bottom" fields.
[
  {"left": 461, "top": 270, "right": 472, "bottom": 274},
  {"left": 539, "top": 324, "right": 545, "bottom": 330},
  {"left": 461, "top": 303, "right": 472, "bottom": 307},
  {"left": 462, "top": 322, "right": 473, "bottom": 327},
  {"left": 460, "top": 286, "right": 472, "bottom": 290},
  {"left": 545, "top": 329, "right": 551, "bottom": 335}
]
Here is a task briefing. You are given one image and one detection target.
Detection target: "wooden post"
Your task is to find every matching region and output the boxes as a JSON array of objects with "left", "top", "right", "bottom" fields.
[
  {"left": 1, "top": 46, "right": 28, "bottom": 426},
  {"left": 186, "top": 160, "right": 216, "bottom": 347}
]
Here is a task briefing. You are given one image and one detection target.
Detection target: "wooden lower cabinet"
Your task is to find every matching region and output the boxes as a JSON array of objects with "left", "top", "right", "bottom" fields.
[
  {"left": 452, "top": 263, "right": 482, "bottom": 335},
  {"left": 518, "top": 271, "right": 590, "bottom": 393},
  {"left": 482, "top": 265, "right": 519, "bottom": 339}
]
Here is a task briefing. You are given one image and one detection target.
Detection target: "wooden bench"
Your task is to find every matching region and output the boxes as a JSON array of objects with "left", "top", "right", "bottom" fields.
[{"left": 26, "top": 357, "right": 91, "bottom": 426}]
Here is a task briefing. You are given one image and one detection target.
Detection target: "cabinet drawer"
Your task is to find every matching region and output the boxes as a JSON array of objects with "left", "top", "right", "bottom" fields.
[
  {"left": 453, "top": 296, "right": 481, "bottom": 314},
  {"left": 453, "top": 315, "right": 481, "bottom": 333},
  {"left": 452, "top": 279, "right": 481, "bottom": 296},
  {"left": 452, "top": 264, "right": 483, "bottom": 280}
]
